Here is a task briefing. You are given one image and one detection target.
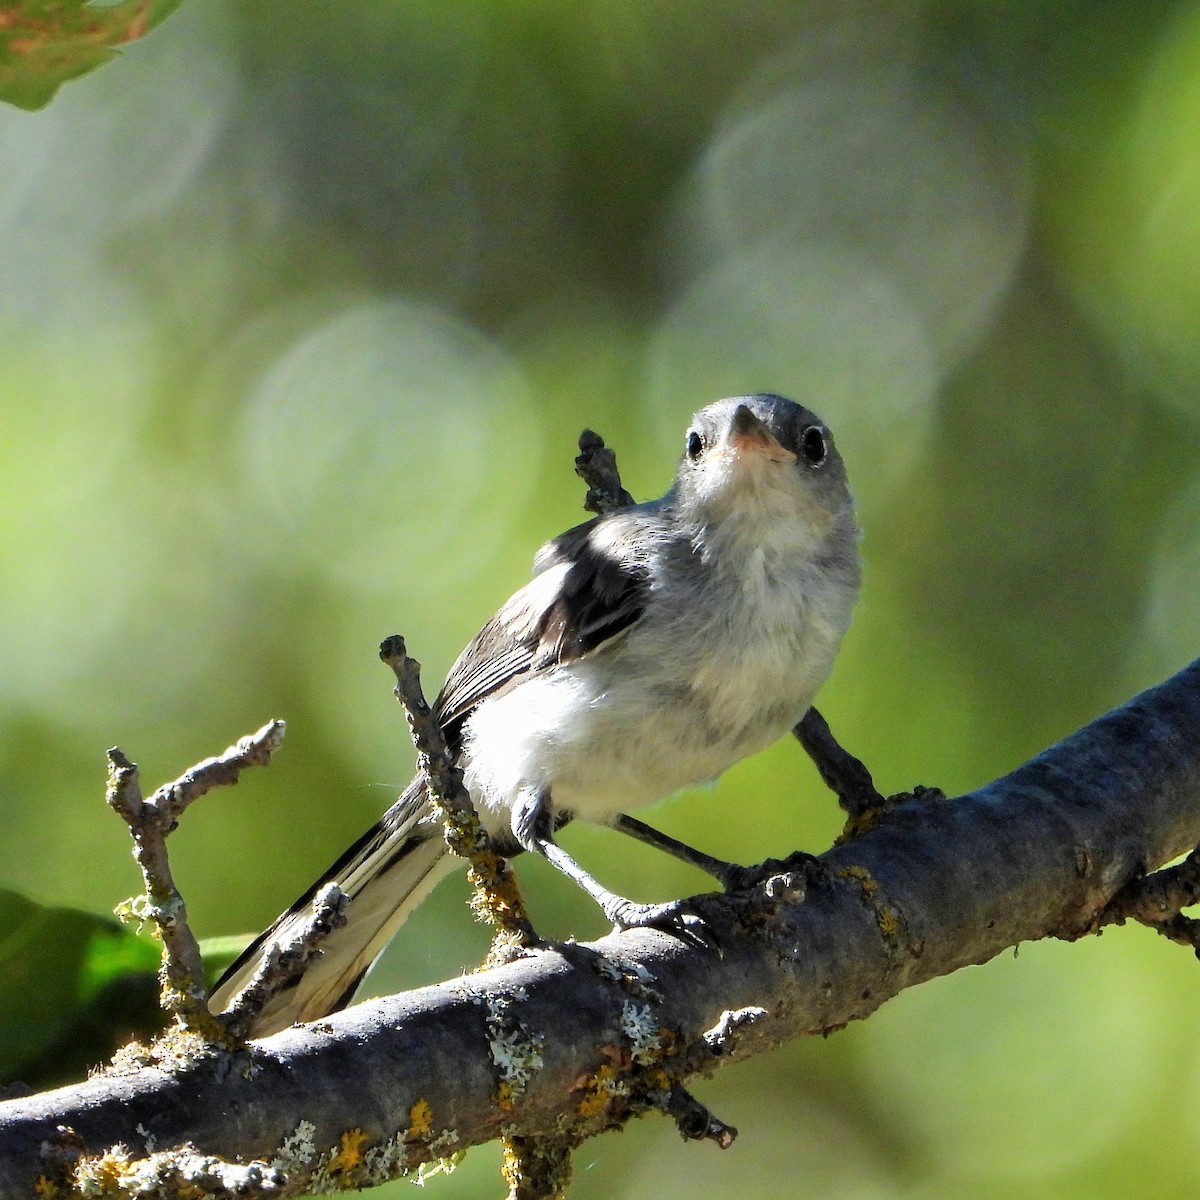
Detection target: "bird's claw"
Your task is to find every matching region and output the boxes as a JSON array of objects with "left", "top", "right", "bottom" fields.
[{"left": 603, "top": 897, "right": 716, "bottom": 949}]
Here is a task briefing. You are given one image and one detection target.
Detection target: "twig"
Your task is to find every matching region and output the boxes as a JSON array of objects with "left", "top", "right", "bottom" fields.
[
  {"left": 501, "top": 1134, "right": 573, "bottom": 1200},
  {"left": 1096, "top": 843, "right": 1200, "bottom": 953},
  {"left": 654, "top": 1086, "right": 738, "bottom": 1149},
  {"left": 380, "top": 636, "right": 545, "bottom": 1193},
  {"left": 793, "top": 707, "right": 885, "bottom": 819},
  {"left": 106, "top": 721, "right": 286, "bottom": 1031},
  {"left": 218, "top": 883, "right": 351, "bottom": 1042},
  {"left": 1140, "top": 912, "right": 1200, "bottom": 951},
  {"left": 575, "top": 430, "right": 635, "bottom": 515},
  {"left": 379, "top": 635, "right": 533, "bottom": 947},
  {"left": 486, "top": 430, "right": 639, "bottom": 1197}
]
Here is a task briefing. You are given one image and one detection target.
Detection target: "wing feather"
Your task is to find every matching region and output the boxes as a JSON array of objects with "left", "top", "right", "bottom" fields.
[{"left": 434, "top": 513, "right": 650, "bottom": 743}]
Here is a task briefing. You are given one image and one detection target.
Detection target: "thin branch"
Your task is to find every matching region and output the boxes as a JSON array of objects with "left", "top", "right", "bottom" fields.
[
  {"left": 654, "top": 1086, "right": 737, "bottom": 1149},
  {"left": 7, "top": 658, "right": 1200, "bottom": 1198},
  {"left": 219, "top": 884, "right": 351, "bottom": 1042},
  {"left": 574, "top": 430, "right": 634, "bottom": 515},
  {"left": 142, "top": 720, "right": 286, "bottom": 826},
  {"left": 792, "top": 707, "right": 885, "bottom": 818},
  {"left": 105, "top": 721, "right": 285, "bottom": 1032},
  {"left": 379, "top": 634, "right": 473, "bottom": 828},
  {"left": 1137, "top": 912, "right": 1200, "bottom": 952},
  {"left": 379, "top": 635, "right": 533, "bottom": 948},
  {"left": 1096, "top": 842, "right": 1200, "bottom": 953},
  {"left": 380, "top": 634, "right": 543, "bottom": 1193},
  {"left": 501, "top": 1135, "right": 573, "bottom": 1200}
]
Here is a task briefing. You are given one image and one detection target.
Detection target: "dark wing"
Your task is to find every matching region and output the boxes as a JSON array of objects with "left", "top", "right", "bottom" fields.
[
  {"left": 536, "top": 517, "right": 649, "bottom": 660},
  {"left": 433, "top": 512, "right": 650, "bottom": 748}
]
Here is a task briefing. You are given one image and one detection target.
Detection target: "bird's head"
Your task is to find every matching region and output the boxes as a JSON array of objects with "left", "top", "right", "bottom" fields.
[{"left": 672, "top": 394, "right": 854, "bottom": 540}]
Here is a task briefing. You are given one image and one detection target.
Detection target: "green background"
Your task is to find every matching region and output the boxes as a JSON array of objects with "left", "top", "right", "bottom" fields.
[{"left": 2, "top": 1, "right": 1200, "bottom": 1196}]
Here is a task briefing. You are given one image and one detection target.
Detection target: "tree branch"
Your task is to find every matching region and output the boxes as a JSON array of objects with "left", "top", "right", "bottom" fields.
[
  {"left": 379, "top": 635, "right": 533, "bottom": 952},
  {"left": 5, "top": 658, "right": 1200, "bottom": 1196},
  {"left": 792, "top": 706, "right": 885, "bottom": 818},
  {"left": 106, "top": 721, "right": 286, "bottom": 1034}
]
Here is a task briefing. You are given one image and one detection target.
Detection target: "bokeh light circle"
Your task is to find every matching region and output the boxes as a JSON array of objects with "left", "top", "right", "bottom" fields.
[
  {"left": 237, "top": 296, "right": 541, "bottom": 594},
  {"left": 673, "top": 53, "right": 1030, "bottom": 377},
  {"left": 645, "top": 235, "right": 938, "bottom": 510}
]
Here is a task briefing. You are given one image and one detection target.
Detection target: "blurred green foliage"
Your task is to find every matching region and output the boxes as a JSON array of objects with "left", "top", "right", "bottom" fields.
[
  {"left": 0, "top": 889, "right": 161, "bottom": 1084},
  {"left": 2, "top": 1, "right": 1200, "bottom": 1196}
]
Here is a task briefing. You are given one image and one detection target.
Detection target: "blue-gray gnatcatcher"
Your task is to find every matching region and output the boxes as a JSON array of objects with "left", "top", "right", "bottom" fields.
[{"left": 211, "top": 393, "right": 861, "bottom": 1035}]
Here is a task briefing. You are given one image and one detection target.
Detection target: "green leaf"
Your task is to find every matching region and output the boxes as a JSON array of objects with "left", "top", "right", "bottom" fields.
[
  {"left": 0, "top": 887, "right": 162, "bottom": 1087},
  {"left": 0, "top": 0, "right": 184, "bottom": 112}
]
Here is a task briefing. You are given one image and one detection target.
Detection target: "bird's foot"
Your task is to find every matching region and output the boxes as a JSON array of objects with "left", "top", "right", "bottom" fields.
[{"left": 601, "top": 895, "right": 714, "bottom": 947}]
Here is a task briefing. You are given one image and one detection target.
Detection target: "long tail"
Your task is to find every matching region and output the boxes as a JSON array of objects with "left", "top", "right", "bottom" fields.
[{"left": 208, "top": 778, "right": 456, "bottom": 1037}]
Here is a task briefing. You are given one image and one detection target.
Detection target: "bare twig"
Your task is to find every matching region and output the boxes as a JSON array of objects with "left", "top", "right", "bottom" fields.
[
  {"left": 142, "top": 720, "right": 286, "bottom": 826},
  {"left": 654, "top": 1087, "right": 738, "bottom": 1149},
  {"left": 105, "top": 721, "right": 286, "bottom": 1031},
  {"left": 379, "top": 635, "right": 533, "bottom": 946},
  {"left": 501, "top": 1134, "right": 573, "bottom": 1200},
  {"left": 575, "top": 430, "right": 635, "bottom": 515},
  {"left": 381, "top": 635, "right": 544, "bottom": 1191},
  {"left": 219, "top": 883, "right": 351, "bottom": 1041},
  {"left": 793, "top": 707, "right": 885, "bottom": 819},
  {"left": 1139, "top": 912, "right": 1200, "bottom": 951},
  {"left": 1096, "top": 843, "right": 1200, "bottom": 953}
]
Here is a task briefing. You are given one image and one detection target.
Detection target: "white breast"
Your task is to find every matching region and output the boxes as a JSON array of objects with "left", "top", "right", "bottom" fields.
[{"left": 461, "top": 523, "right": 855, "bottom": 831}]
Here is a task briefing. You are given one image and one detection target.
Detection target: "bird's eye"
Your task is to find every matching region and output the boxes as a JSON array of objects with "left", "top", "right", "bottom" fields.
[
  {"left": 801, "top": 426, "right": 827, "bottom": 466},
  {"left": 686, "top": 430, "right": 704, "bottom": 461}
]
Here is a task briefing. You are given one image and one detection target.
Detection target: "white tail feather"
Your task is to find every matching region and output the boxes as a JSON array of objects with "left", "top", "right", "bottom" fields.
[{"left": 209, "top": 779, "right": 458, "bottom": 1037}]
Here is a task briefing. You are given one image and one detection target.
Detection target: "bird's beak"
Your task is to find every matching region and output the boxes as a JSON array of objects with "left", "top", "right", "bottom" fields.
[{"left": 724, "top": 404, "right": 796, "bottom": 464}]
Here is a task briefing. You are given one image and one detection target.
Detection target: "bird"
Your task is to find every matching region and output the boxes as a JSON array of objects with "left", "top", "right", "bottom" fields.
[{"left": 210, "top": 393, "right": 861, "bottom": 1036}]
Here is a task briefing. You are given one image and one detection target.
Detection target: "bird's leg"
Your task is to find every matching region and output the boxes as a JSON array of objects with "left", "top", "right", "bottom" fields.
[
  {"left": 613, "top": 814, "right": 743, "bottom": 886},
  {"left": 614, "top": 813, "right": 816, "bottom": 894},
  {"left": 511, "top": 788, "right": 700, "bottom": 931},
  {"left": 793, "top": 706, "right": 884, "bottom": 818}
]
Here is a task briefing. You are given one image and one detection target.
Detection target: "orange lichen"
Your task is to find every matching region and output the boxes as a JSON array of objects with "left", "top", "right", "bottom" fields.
[
  {"left": 494, "top": 1079, "right": 519, "bottom": 1113},
  {"left": 326, "top": 1128, "right": 370, "bottom": 1174},
  {"left": 573, "top": 1063, "right": 621, "bottom": 1118},
  {"left": 407, "top": 1098, "right": 434, "bottom": 1139},
  {"left": 835, "top": 865, "right": 903, "bottom": 945}
]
